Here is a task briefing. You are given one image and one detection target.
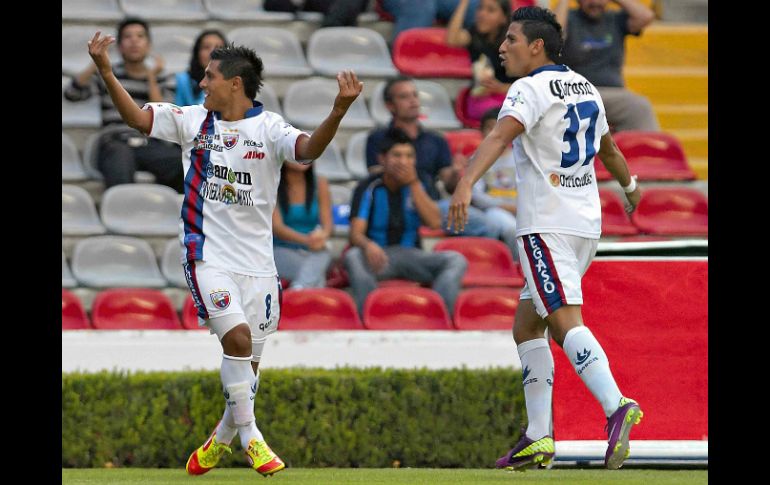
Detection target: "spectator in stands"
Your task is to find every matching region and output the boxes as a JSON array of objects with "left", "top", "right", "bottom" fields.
[
  {"left": 447, "top": 6, "right": 643, "bottom": 470},
  {"left": 346, "top": 128, "right": 467, "bottom": 314},
  {"left": 447, "top": 0, "right": 518, "bottom": 122},
  {"left": 264, "top": 0, "right": 369, "bottom": 26},
  {"left": 366, "top": 75, "right": 495, "bottom": 238},
  {"left": 84, "top": 29, "right": 363, "bottom": 477},
  {"left": 174, "top": 29, "right": 227, "bottom": 107},
  {"left": 556, "top": 0, "right": 659, "bottom": 131},
  {"left": 380, "top": 0, "right": 480, "bottom": 42},
  {"left": 272, "top": 162, "right": 333, "bottom": 288},
  {"left": 64, "top": 18, "right": 184, "bottom": 193},
  {"left": 446, "top": 107, "right": 518, "bottom": 257}
]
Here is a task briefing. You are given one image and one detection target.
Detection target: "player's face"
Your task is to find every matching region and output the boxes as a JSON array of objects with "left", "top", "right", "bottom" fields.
[
  {"left": 200, "top": 60, "right": 233, "bottom": 111},
  {"left": 197, "top": 34, "right": 225, "bottom": 69},
  {"left": 499, "top": 22, "right": 535, "bottom": 78},
  {"left": 475, "top": 0, "right": 508, "bottom": 35},
  {"left": 118, "top": 23, "right": 150, "bottom": 63},
  {"left": 578, "top": 0, "right": 609, "bottom": 19},
  {"left": 386, "top": 81, "right": 421, "bottom": 122}
]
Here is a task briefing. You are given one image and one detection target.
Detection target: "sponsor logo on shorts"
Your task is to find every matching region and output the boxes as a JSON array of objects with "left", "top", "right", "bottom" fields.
[
  {"left": 210, "top": 290, "right": 231, "bottom": 309},
  {"left": 527, "top": 235, "right": 556, "bottom": 294}
]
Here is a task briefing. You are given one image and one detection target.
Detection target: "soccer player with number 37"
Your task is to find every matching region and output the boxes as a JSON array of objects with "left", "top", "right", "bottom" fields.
[{"left": 447, "top": 6, "right": 643, "bottom": 471}]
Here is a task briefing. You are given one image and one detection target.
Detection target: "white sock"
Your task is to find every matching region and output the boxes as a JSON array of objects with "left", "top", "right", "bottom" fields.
[
  {"left": 220, "top": 354, "right": 263, "bottom": 449},
  {"left": 517, "top": 338, "right": 554, "bottom": 440},
  {"left": 215, "top": 406, "right": 238, "bottom": 445},
  {"left": 562, "top": 326, "right": 623, "bottom": 417}
]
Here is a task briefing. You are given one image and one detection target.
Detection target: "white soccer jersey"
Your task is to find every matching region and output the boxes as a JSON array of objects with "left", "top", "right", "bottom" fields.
[
  {"left": 498, "top": 64, "right": 609, "bottom": 239},
  {"left": 145, "top": 101, "right": 308, "bottom": 276}
]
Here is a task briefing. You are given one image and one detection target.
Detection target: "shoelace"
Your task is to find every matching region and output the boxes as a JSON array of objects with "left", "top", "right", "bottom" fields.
[{"left": 200, "top": 442, "right": 232, "bottom": 467}]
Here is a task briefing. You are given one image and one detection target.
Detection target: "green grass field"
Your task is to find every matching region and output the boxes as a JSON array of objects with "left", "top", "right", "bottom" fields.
[{"left": 62, "top": 468, "right": 707, "bottom": 484}]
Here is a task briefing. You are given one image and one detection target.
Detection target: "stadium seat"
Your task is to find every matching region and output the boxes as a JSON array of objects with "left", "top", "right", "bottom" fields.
[
  {"left": 434, "top": 237, "right": 524, "bottom": 287},
  {"left": 392, "top": 28, "right": 473, "bottom": 78},
  {"left": 62, "top": 290, "right": 91, "bottom": 330},
  {"left": 62, "top": 185, "right": 107, "bottom": 236},
  {"left": 161, "top": 238, "right": 187, "bottom": 288},
  {"left": 329, "top": 184, "right": 353, "bottom": 233},
  {"left": 453, "top": 86, "right": 479, "bottom": 129},
  {"left": 329, "top": 183, "right": 353, "bottom": 206},
  {"left": 279, "top": 288, "right": 364, "bottom": 330},
  {"left": 62, "top": 133, "right": 88, "bottom": 182},
  {"left": 71, "top": 236, "right": 167, "bottom": 288},
  {"left": 181, "top": 295, "right": 206, "bottom": 330},
  {"left": 257, "top": 83, "right": 282, "bottom": 115},
  {"left": 202, "top": 0, "right": 294, "bottom": 21},
  {"left": 62, "top": 76, "right": 101, "bottom": 128},
  {"left": 100, "top": 184, "right": 181, "bottom": 236},
  {"left": 81, "top": 127, "right": 155, "bottom": 182},
  {"left": 62, "top": 26, "right": 117, "bottom": 76},
  {"left": 444, "top": 129, "right": 483, "bottom": 157},
  {"left": 631, "top": 187, "right": 708, "bottom": 236},
  {"left": 119, "top": 0, "right": 208, "bottom": 21},
  {"left": 284, "top": 77, "right": 374, "bottom": 129},
  {"left": 377, "top": 279, "right": 422, "bottom": 288},
  {"left": 151, "top": 26, "right": 200, "bottom": 78},
  {"left": 363, "top": 287, "right": 452, "bottom": 330},
  {"left": 343, "top": 131, "right": 370, "bottom": 180},
  {"left": 613, "top": 131, "right": 696, "bottom": 181},
  {"left": 62, "top": 0, "right": 123, "bottom": 21},
  {"left": 62, "top": 252, "right": 78, "bottom": 289},
  {"left": 453, "top": 287, "right": 519, "bottom": 330},
  {"left": 370, "top": 80, "right": 462, "bottom": 129},
  {"left": 307, "top": 27, "right": 397, "bottom": 77},
  {"left": 228, "top": 27, "right": 312, "bottom": 77},
  {"left": 91, "top": 288, "right": 183, "bottom": 330},
  {"left": 599, "top": 189, "right": 639, "bottom": 236},
  {"left": 312, "top": 139, "right": 353, "bottom": 182}
]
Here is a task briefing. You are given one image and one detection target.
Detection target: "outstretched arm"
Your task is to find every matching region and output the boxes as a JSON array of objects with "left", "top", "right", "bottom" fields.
[
  {"left": 597, "top": 131, "right": 640, "bottom": 213},
  {"left": 295, "top": 70, "right": 364, "bottom": 161},
  {"left": 87, "top": 32, "right": 154, "bottom": 134},
  {"left": 446, "top": 0, "right": 472, "bottom": 46}
]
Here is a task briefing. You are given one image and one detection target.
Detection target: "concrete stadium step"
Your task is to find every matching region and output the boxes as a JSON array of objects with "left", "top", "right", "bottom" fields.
[
  {"left": 654, "top": 104, "right": 708, "bottom": 131},
  {"left": 626, "top": 23, "right": 707, "bottom": 68},
  {"left": 624, "top": 67, "right": 707, "bottom": 105},
  {"left": 670, "top": 128, "right": 708, "bottom": 160},
  {"left": 688, "top": 158, "right": 708, "bottom": 180}
]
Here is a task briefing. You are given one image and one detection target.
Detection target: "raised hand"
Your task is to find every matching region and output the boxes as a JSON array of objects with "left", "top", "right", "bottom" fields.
[
  {"left": 333, "top": 70, "right": 364, "bottom": 113},
  {"left": 88, "top": 31, "right": 115, "bottom": 76}
]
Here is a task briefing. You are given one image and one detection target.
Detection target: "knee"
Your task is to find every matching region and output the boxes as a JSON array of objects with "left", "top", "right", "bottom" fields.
[
  {"left": 222, "top": 324, "right": 252, "bottom": 357},
  {"left": 443, "top": 251, "right": 468, "bottom": 272},
  {"left": 344, "top": 247, "right": 363, "bottom": 268}
]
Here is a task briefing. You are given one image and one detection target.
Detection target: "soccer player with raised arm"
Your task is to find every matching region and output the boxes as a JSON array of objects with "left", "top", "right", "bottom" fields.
[
  {"left": 85, "top": 32, "right": 363, "bottom": 477},
  {"left": 447, "top": 6, "right": 643, "bottom": 471}
]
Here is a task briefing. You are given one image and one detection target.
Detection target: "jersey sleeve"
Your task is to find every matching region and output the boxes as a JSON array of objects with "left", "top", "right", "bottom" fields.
[
  {"left": 266, "top": 114, "right": 310, "bottom": 165},
  {"left": 497, "top": 79, "right": 542, "bottom": 132},
  {"left": 143, "top": 102, "right": 190, "bottom": 144}
]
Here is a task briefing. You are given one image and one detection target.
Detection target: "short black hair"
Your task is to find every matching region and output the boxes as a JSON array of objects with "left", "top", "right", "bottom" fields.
[
  {"left": 511, "top": 6, "right": 563, "bottom": 62},
  {"left": 377, "top": 128, "right": 416, "bottom": 155},
  {"left": 117, "top": 17, "right": 150, "bottom": 44},
  {"left": 210, "top": 43, "right": 264, "bottom": 99},
  {"left": 383, "top": 75, "right": 414, "bottom": 103},
  {"left": 481, "top": 107, "right": 501, "bottom": 127}
]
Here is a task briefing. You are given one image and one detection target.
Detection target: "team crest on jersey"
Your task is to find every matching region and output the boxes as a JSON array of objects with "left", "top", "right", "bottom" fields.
[
  {"left": 507, "top": 92, "right": 525, "bottom": 106},
  {"left": 210, "top": 290, "right": 231, "bottom": 309},
  {"left": 549, "top": 173, "right": 560, "bottom": 187},
  {"left": 221, "top": 184, "right": 237, "bottom": 205},
  {"left": 222, "top": 129, "right": 239, "bottom": 150}
]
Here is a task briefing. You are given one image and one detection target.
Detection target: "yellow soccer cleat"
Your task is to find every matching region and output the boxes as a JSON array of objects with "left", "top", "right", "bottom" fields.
[
  {"left": 185, "top": 427, "right": 232, "bottom": 475},
  {"left": 245, "top": 438, "right": 286, "bottom": 477}
]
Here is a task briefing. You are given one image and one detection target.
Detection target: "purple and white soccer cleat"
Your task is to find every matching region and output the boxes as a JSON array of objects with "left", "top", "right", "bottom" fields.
[{"left": 605, "top": 397, "right": 644, "bottom": 470}]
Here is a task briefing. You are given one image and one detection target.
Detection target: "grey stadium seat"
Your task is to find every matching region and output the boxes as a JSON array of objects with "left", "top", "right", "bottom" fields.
[
  {"left": 62, "top": 76, "right": 101, "bottom": 128},
  {"left": 62, "top": 185, "right": 107, "bottom": 236},
  {"left": 71, "top": 236, "right": 167, "bottom": 288},
  {"left": 228, "top": 27, "right": 312, "bottom": 78},
  {"left": 370, "top": 80, "right": 462, "bottom": 129},
  {"left": 62, "top": 0, "right": 123, "bottom": 21},
  {"left": 343, "top": 130, "right": 370, "bottom": 180},
  {"left": 119, "top": 0, "right": 209, "bottom": 21},
  {"left": 62, "top": 26, "right": 117, "bottom": 76},
  {"left": 62, "top": 252, "right": 77, "bottom": 289},
  {"left": 152, "top": 26, "right": 201, "bottom": 80},
  {"left": 100, "top": 184, "right": 181, "bottom": 237},
  {"left": 284, "top": 77, "right": 374, "bottom": 129},
  {"left": 81, "top": 127, "right": 156, "bottom": 183},
  {"left": 161, "top": 238, "right": 187, "bottom": 288},
  {"left": 329, "top": 183, "right": 353, "bottom": 206},
  {"left": 256, "top": 83, "right": 282, "bottom": 115},
  {"left": 62, "top": 133, "right": 89, "bottom": 182},
  {"left": 311, "top": 139, "right": 352, "bottom": 183},
  {"left": 307, "top": 28, "right": 397, "bottom": 77},
  {"left": 203, "top": 0, "right": 293, "bottom": 21}
]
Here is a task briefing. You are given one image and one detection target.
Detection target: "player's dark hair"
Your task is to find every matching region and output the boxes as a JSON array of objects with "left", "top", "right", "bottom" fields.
[
  {"left": 210, "top": 43, "right": 264, "bottom": 99},
  {"left": 511, "top": 6, "right": 563, "bottom": 62},
  {"left": 117, "top": 17, "right": 150, "bottom": 44},
  {"left": 383, "top": 75, "right": 415, "bottom": 104},
  {"left": 188, "top": 30, "right": 228, "bottom": 97},
  {"left": 377, "top": 127, "right": 416, "bottom": 155},
  {"left": 277, "top": 164, "right": 316, "bottom": 216}
]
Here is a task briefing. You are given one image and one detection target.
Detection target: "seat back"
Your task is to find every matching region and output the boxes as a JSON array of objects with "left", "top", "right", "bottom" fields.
[
  {"left": 91, "top": 288, "right": 183, "bottom": 330},
  {"left": 363, "top": 287, "right": 452, "bottom": 330}
]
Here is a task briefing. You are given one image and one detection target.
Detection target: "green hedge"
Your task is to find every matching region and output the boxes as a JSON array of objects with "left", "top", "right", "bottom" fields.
[{"left": 62, "top": 368, "right": 526, "bottom": 468}]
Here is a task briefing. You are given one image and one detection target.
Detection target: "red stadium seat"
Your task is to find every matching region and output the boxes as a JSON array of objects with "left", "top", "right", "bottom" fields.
[
  {"left": 599, "top": 189, "right": 639, "bottom": 236},
  {"left": 453, "top": 287, "right": 520, "bottom": 330},
  {"left": 181, "top": 295, "right": 207, "bottom": 330},
  {"left": 454, "top": 86, "right": 480, "bottom": 129},
  {"left": 392, "top": 28, "right": 472, "bottom": 78},
  {"left": 91, "top": 289, "right": 183, "bottom": 330},
  {"left": 445, "top": 129, "right": 483, "bottom": 157},
  {"left": 613, "top": 131, "right": 696, "bottom": 181},
  {"left": 593, "top": 156, "right": 613, "bottom": 181},
  {"left": 378, "top": 279, "right": 422, "bottom": 288},
  {"left": 434, "top": 237, "right": 524, "bottom": 287},
  {"left": 280, "top": 288, "right": 363, "bottom": 330},
  {"left": 419, "top": 226, "right": 447, "bottom": 238},
  {"left": 62, "top": 289, "right": 90, "bottom": 330},
  {"left": 363, "top": 287, "right": 452, "bottom": 330},
  {"left": 631, "top": 187, "right": 708, "bottom": 236}
]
